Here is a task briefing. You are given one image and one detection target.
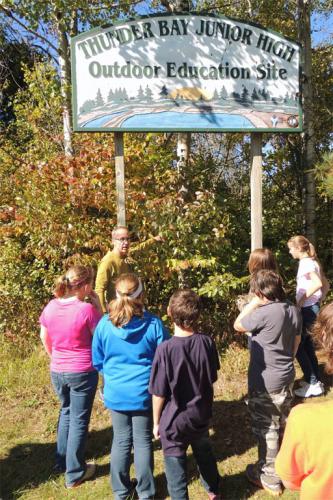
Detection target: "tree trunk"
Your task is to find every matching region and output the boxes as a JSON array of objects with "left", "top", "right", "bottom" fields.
[
  {"left": 167, "top": 0, "right": 192, "bottom": 167},
  {"left": 163, "top": 0, "right": 192, "bottom": 286},
  {"left": 176, "top": 132, "right": 191, "bottom": 199},
  {"left": 54, "top": 13, "right": 73, "bottom": 158},
  {"left": 250, "top": 133, "right": 263, "bottom": 250},
  {"left": 298, "top": 0, "right": 316, "bottom": 243},
  {"left": 173, "top": 0, "right": 192, "bottom": 167}
]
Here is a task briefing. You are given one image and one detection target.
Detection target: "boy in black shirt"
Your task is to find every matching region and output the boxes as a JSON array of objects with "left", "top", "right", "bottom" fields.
[{"left": 149, "top": 289, "right": 221, "bottom": 500}]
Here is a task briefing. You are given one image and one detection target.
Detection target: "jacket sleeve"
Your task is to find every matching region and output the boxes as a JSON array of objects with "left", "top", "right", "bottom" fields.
[
  {"left": 95, "top": 260, "right": 109, "bottom": 313},
  {"left": 131, "top": 236, "right": 157, "bottom": 254},
  {"left": 92, "top": 322, "right": 105, "bottom": 374},
  {"left": 156, "top": 318, "right": 170, "bottom": 345}
]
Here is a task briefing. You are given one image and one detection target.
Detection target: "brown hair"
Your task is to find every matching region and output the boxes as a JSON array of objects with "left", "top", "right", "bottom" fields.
[
  {"left": 54, "top": 266, "right": 93, "bottom": 298},
  {"left": 247, "top": 248, "right": 278, "bottom": 274},
  {"left": 109, "top": 273, "right": 144, "bottom": 327},
  {"left": 312, "top": 302, "right": 333, "bottom": 374},
  {"left": 288, "top": 235, "right": 317, "bottom": 260},
  {"left": 250, "top": 270, "right": 286, "bottom": 302},
  {"left": 168, "top": 289, "right": 201, "bottom": 330}
]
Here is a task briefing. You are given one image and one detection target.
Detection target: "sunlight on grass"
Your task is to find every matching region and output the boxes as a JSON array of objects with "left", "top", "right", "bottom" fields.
[
  {"left": 221, "top": 343, "right": 250, "bottom": 376},
  {"left": 0, "top": 341, "right": 49, "bottom": 398}
]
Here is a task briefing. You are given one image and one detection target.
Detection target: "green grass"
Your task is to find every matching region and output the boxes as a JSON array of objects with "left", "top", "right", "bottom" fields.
[{"left": 2, "top": 340, "right": 330, "bottom": 499}]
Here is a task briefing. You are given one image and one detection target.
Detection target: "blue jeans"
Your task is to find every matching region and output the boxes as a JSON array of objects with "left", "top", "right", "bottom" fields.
[
  {"left": 51, "top": 370, "right": 98, "bottom": 486},
  {"left": 164, "top": 434, "right": 219, "bottom": 500},
  {"left": 296, "top": 303, "right": 320, "bottom": 384},
  {"left": 110, "top": 410, "right": 155, "bottom": 500}
]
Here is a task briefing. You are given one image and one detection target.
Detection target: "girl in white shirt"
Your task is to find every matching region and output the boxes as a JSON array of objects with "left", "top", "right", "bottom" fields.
[{"left": 288, "top": 235, "right": 329, "bottom": 398}]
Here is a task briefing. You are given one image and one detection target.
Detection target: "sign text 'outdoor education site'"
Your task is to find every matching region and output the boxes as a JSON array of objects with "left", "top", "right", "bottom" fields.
[{"left": 71, "top": 13, "right": 302, "bottom": 133}]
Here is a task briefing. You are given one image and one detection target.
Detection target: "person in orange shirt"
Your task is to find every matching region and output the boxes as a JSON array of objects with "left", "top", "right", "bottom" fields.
[{"left": 275, "top": 301, "right": 333, "bottom": 499}]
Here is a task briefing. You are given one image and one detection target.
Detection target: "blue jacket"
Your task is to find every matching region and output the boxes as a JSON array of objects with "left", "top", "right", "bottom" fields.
[{"left": 92, "top": 311, "right": 169, "bottom": 410}]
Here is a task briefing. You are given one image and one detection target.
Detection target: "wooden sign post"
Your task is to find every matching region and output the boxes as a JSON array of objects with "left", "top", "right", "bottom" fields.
[
  {"left": 250, "top": 133, "right": 263, "bottom": 250},
  {"left": 114, "top": 132, "right": 126, "bottom": 225}
]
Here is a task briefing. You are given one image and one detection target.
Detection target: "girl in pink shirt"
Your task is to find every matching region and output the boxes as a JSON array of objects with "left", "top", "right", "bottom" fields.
[{"left": 40, "top": 266, "right": 102, "bottom": 487}]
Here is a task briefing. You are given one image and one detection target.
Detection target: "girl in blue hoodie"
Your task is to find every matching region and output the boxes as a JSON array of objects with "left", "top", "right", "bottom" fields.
[{"left": 92, "top": 273, "right": 169, "bottom": 500}]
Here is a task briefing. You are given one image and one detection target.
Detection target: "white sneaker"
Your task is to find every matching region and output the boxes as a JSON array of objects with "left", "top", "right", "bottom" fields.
[{"left": 294, "top": 381, "right": 324, "bottom": 398}]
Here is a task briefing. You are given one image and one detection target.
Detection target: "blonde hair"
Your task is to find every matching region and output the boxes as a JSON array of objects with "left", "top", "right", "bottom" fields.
[
  {"left": 288, "top": 235, "right": 317, "bottom": 260},
  {"left": 288, "top": 236, "right": 330, "bottom": 296},
  {"left": 54, "top": 266, "right": 93, "bottom": 298},
  {"left": 109, "top": 273, "right": 144, "bottom": 327},
  {"left": 247, "top": 248, "right": 278, "bottom": 274},
  {"left": 312, "top": 302, "right": 333, "bottom": 374},
  {"left": 112, "top": 225, "right": 129, "bottom": 241}
]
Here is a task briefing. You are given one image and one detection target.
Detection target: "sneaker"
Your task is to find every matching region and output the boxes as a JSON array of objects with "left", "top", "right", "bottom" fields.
[
  {"left": 261, "top": 475, "right": 283, "bottom": 497},
  {"left": 66, "top": 463, "right": 96, "bottom": 488},
  {"left": 294, "top": 381, "right": 324, "bottom": 398},
  {"left": 246, "top": 464, "right": 282, "bottom": 497}
]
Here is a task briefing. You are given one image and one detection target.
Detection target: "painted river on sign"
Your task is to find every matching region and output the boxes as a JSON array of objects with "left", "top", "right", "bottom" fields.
[{"left": 83, "top": 110, "right": 255, "bottom": 129}]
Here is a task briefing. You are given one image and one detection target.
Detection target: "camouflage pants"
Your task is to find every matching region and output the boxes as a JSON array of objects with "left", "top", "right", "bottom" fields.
[{"left": 248, "top": 383, "right": 293, "bottom": 486}]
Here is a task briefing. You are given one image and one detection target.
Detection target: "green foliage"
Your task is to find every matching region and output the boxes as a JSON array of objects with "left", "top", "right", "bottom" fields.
[
  {"left": 199, "top": 273, "right": 249, "bottom": 299},
  {"left": 0, "top": 26, "right": 40, "bottom": 123},
  {"left": 7, "top": 63, "right": 63, "bottom": 158},
  {"left": 0, "top": 67, "right": 253, "bottom": 347},
  {"left": 316, "top": 152, "right": 333, "bottom": 198}
]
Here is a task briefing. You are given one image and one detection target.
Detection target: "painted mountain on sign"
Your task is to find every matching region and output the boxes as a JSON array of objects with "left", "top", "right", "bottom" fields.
[{"left": 169, "top": 87, "right": 213, "bottom": 101}]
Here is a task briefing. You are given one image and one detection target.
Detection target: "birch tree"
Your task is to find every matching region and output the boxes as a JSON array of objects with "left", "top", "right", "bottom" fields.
[{"left": 0, "top": 1, "right": 139, "bottom": 156}]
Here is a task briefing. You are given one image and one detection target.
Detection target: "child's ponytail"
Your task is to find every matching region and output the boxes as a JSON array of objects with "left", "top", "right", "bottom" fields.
[
  {"left": 53, "top": 266, "right": 93, "bottom": 298},
  {"left": 288, "top": 235, "right": 318, "bottom": 261},
  {"left": 289, "top": 235, "right": 330, "bottom": 300},
  {"left": 54, "top": 274, "right": 69, "bottom": 298},
  {"left": 308, "top": 242, "right": 317, "bottom": 260},
  {"left": 109, "top": 274, "right": 144, "bottom": 327}
]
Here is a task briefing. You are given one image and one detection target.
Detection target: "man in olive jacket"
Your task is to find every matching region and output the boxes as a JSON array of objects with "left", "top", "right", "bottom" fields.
[
  {"left": 95, "top": 226, "right": 131, "bottom": 313},
  {"left": 95, "top": 226, "right": 163, "bottom": 312}
]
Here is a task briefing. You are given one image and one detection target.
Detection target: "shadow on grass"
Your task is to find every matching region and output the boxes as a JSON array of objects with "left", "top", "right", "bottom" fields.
[
  {"left": 220, "top": 471, "right": 255, "bottom": 500},
  {"left": 154, "top": 471, "right": 169, "bottom": 500},
  {"left": 211, "top": 398, "right": 255, "bottom": 461},
  {"left": 118, "top": 398, "right": 258, "bottom": 499},
  {"left": 0, "top": 425, "right": 112, "bottom": 499},
  {"left": 152, "top": 398, "right": 259, "bottom": 499},
  {"left": 3, "top": 370, "right": 332, "bottom": 500}
]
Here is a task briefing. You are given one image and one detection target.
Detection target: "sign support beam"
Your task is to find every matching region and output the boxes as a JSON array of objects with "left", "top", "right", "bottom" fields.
[
  {"left": 114, "top": 132, "right": 126, "bottom": 226},
  {"left": 250, "top": 133, "right": 263, "bottom": 250}
]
